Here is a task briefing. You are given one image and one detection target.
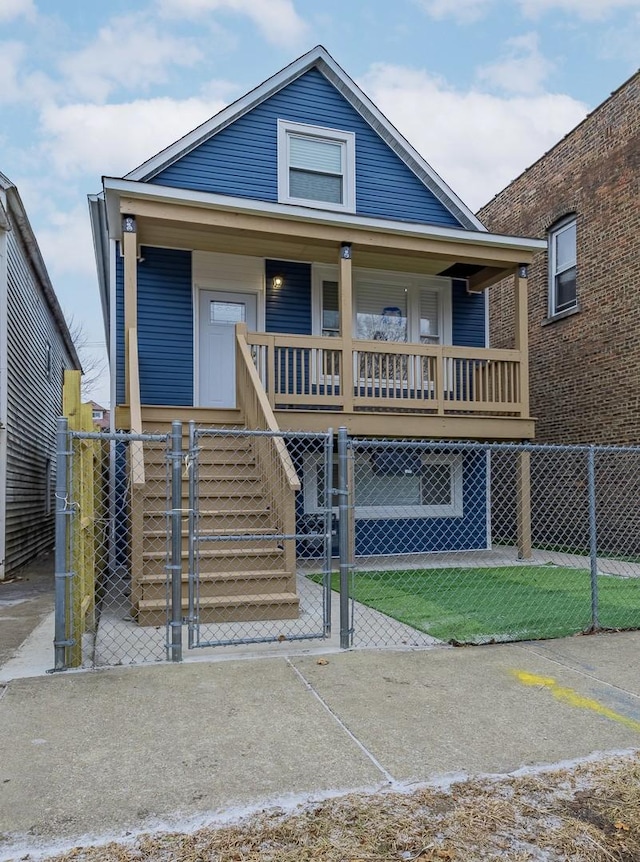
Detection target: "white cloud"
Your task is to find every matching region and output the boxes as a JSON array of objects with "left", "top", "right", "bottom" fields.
[
  {"left": 0, "top": 41, "right": 25, "bottom": 103},
  {"left": 58, "top": 15, "right": 203, "bottom": 101},
  {"left": 359, "top": 63, "right": 588, "bottom": 211},
  {"left": 38, "top": 96, "right": 227, "bottom": 179},
  {"left": 157, "top": 0, "right": 308, "bottom": 46},
  {"left": 519, "top": 0, "right": 640, "bottom": 20},
  {"left": 476, "top": 32, "right": 554, "bottom": 95},
  {"left": 416, "top": 0, "right": 493, "bottom": 23},
  {"left": 0, "top": 0, "right": 36, "bottom": 22},
  {"left": 36, "top": 204, "right": 97, "bottom": 280},
  {"left": 418, "top": 0, "right": 640, "bottom": 21}
]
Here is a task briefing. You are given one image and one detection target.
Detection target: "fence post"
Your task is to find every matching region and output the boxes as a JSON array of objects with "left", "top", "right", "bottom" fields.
[
  {"left": 338, "top": 426, "right": 352, "bottom": 648},
  {"left": 588, "top": 445, "right": 599, "bottom": 631},
  {"left": 323, "top": 428, "right": 334, "bottom": 635},
  {"left": 516, "top": 450, "right": 532, "bottom": 560},
  {"left": 169, "top": 421, "right": 183, "bottom": 662},
  {"left": 54, "top": 417, "right": 70, "bottom": 671}
]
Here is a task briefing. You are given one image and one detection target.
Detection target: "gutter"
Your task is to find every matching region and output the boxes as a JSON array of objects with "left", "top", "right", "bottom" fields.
[{"left": 88, "top": 194, "right": 111, "bottom": 351}]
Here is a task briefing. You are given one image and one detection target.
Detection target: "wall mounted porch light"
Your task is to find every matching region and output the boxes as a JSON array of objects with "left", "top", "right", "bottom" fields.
[{"left": 272, "top": 275, "right": 284, "bottom": 290}]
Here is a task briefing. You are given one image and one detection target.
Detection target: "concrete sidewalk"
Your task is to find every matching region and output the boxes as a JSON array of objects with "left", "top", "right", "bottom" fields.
[{"left": 1, "top": 631, "right": 640, "bottom": 860}]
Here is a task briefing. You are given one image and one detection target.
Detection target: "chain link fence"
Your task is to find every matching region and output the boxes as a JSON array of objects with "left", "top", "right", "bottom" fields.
[
  {"left": 345, "top": 439, "right": 640, "bottom": 648},
  {"left": 54, "top": 422, "right": 640, "bottom": 668}
]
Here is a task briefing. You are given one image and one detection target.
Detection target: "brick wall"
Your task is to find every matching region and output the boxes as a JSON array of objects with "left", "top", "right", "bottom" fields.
[{"left": 479, "top": 72, "right": 640, "bottom": 445}]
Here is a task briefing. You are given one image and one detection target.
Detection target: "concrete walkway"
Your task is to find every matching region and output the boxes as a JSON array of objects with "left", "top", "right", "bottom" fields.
[{"left": 1, "top": 630, "right": 640, "bottom": 860}]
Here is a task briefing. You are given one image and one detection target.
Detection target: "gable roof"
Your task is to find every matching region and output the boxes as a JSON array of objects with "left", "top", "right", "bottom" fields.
[
  {"left": 125, "top": 45, "right": 485, "bottom": 232},
  {"left": 0, "top": 171, "right": 81, "bottom": 370}
]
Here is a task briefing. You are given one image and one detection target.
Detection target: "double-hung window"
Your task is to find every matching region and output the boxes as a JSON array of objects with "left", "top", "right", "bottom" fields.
[
  {"left": 278, "top": 120, "right": 355, "bottom": 212},
  {"left": 548, "top": 216, "right": 577, "bottom": 317}
]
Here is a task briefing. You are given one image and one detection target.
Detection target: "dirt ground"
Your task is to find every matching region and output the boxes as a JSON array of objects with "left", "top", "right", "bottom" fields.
[{"left": 24, "top": 751, "right": 640, "bottom": 862}]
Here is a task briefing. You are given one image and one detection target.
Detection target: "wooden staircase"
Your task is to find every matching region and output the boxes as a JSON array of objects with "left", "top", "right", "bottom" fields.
[{"left": 130, "top": 421, "right": 300, "bottom": 627}]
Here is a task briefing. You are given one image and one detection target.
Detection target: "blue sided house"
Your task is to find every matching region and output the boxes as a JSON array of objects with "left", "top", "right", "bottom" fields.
[{"left": 89, "top": 47, "right": 544, "bottom": 626}]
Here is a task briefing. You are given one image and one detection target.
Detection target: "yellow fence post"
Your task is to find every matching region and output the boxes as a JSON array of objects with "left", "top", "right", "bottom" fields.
[{"left": 62, "top": 369, "right": 100, "bottom": 667}]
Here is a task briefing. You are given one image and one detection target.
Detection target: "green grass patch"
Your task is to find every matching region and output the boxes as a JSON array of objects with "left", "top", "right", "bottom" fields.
[{"left": 311, "top": 566, "right": 640, "bottom": 644}]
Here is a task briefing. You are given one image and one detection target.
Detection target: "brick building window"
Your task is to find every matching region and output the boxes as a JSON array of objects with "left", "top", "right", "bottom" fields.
[{"left": 548, "top": 216, "right": 577, "bottom": 317}]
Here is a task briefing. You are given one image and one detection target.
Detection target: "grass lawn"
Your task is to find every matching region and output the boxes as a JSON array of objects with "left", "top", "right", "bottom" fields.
[{"left": 316, "top": 565, "right": 640, "bottom": 643}]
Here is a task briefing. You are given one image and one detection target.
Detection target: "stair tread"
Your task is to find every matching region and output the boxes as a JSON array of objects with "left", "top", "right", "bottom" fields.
[
  {"left": 143, "top": 547, "right": 284, "bottom": 560},
  {"left": 139, "top": 592, "right": 299, "bottom": 610},
  {"left": 144, "top": 527, "right": 276, "bottom": 538},
  {"left": 139, "top": 569, "right": 291, "bottom": 584}
]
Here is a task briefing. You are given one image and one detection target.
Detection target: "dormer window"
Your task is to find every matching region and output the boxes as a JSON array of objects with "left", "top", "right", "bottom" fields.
[{"left": 277, "top": 120, "right": 355, "bottom": 212}]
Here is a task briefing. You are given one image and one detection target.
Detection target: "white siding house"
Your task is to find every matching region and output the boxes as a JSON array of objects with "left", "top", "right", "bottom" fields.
[{"left": 0, "top": 172, "right": 81, "bottom": 578}]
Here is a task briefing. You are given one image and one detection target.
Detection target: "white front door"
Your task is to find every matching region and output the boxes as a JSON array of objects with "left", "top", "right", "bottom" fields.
[{"left": 198, "top": 290, "right": 257, "bottom": 408}]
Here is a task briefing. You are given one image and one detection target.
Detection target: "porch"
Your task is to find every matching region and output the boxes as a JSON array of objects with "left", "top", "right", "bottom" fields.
[{"left": 110, "top": 181, "right": 538, "bottom": 441}]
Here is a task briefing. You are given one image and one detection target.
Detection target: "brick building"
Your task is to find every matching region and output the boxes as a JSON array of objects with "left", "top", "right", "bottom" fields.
[{"left": 479, "top": 70, "right": 640, "bottom": 445}]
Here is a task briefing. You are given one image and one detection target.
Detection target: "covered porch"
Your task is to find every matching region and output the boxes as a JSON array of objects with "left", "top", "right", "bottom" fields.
[{"left": 108, "top": 179, "right": 542, "bottom": 440}]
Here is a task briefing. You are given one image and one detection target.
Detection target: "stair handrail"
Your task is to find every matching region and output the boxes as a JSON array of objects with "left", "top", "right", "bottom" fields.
[{"left": 235, "top": 323, "right": 300, "bottom": 491}]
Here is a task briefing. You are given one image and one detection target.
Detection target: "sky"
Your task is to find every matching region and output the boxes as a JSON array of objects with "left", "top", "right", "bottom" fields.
[{"left": 1, "top": 0, "right": 638, "bottom": 405}]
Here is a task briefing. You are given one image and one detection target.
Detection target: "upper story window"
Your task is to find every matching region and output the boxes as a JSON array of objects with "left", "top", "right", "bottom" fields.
[
  {"left": 277, "top": 120, "right": 355, "bottom": 212},
  {"left": 548, "top": 216, "right": 577, "bottom": 317}
]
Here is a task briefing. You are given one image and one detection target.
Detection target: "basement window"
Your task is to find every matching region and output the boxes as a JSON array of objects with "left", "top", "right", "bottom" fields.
[
  {"left": 304, "top": 451, "right": 463, "bottom": 519},
  {"left": 277, "top": 120, "right": 355, "bottom": 212}
]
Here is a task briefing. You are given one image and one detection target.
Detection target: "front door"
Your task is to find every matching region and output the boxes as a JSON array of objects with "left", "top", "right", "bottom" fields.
[{"left": 198, "top": 290, "right": 257, "bottom": 408}]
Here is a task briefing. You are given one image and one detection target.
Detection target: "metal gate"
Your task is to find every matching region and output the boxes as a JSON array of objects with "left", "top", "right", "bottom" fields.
[{"left": 186, "top": 424, "right": 334, "bottom": 649}]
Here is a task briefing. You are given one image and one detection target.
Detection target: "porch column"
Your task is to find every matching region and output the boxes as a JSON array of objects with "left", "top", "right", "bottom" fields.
[
  {"left": 339, "top": 242, "right": 353, "bottom": 411},
  {"left": 122, "top": 215, "right": 138, "bottom": 401},
  {"left": 515, "top": 264, "right": 532, "bottom": 559},
  {"left": 514, "top": 265, "right": 529, "bottom": 418}
]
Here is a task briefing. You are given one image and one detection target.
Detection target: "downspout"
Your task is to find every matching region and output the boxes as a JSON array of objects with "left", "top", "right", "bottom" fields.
[{"left": 0, "top": 193, "right": 9, "bottom": 579}]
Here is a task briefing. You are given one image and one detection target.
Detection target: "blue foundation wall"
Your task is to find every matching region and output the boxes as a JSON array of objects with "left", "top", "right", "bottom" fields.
[
  {"left": 353, "top": 451, "right": 487, "bottom": 556},
  {"left": 294, "top": 447, "right": 488, "bottom": 558}
]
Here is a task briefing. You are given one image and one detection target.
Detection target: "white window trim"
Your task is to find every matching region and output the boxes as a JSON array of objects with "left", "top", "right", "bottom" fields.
[
  {"left": 312, "top": 264, "right": 453, "bottom": 345},
  {"left": 303, "top": 451, "right": 464, "bottom": 520},
  {"left": 548, "top": 216, "right": 577, "bottom": 318},
  {"left": 277, "top": 119, "right": 356, "bottom": 213}
]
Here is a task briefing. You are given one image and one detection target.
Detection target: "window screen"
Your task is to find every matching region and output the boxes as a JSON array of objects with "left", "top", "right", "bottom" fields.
[{"left": 289, "top": 135, "right": 343, "bottom": 204}]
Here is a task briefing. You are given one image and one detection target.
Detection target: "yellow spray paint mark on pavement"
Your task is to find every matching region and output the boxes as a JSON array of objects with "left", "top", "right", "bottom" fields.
[{"left": 512, "top": 670, "right": 640, "bottom": 734}]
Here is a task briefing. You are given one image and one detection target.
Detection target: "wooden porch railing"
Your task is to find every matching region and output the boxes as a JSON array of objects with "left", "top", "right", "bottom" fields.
[
  {"left": 236, "top": 324, "right": 301, "bottom": 575},
  {"left": 245, "top": 331, "right": 525, "bottom": 417}
]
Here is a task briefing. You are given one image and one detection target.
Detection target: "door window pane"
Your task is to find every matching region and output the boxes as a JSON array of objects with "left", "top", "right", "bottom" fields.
[{"left": 210, "top": 301, "right": 246, "bottom": 324}]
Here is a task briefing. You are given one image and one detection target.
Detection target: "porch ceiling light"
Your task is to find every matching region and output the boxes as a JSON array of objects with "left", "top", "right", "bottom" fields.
[{"left": 272, "top": 275, "right": 284, "bottom": 289}]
